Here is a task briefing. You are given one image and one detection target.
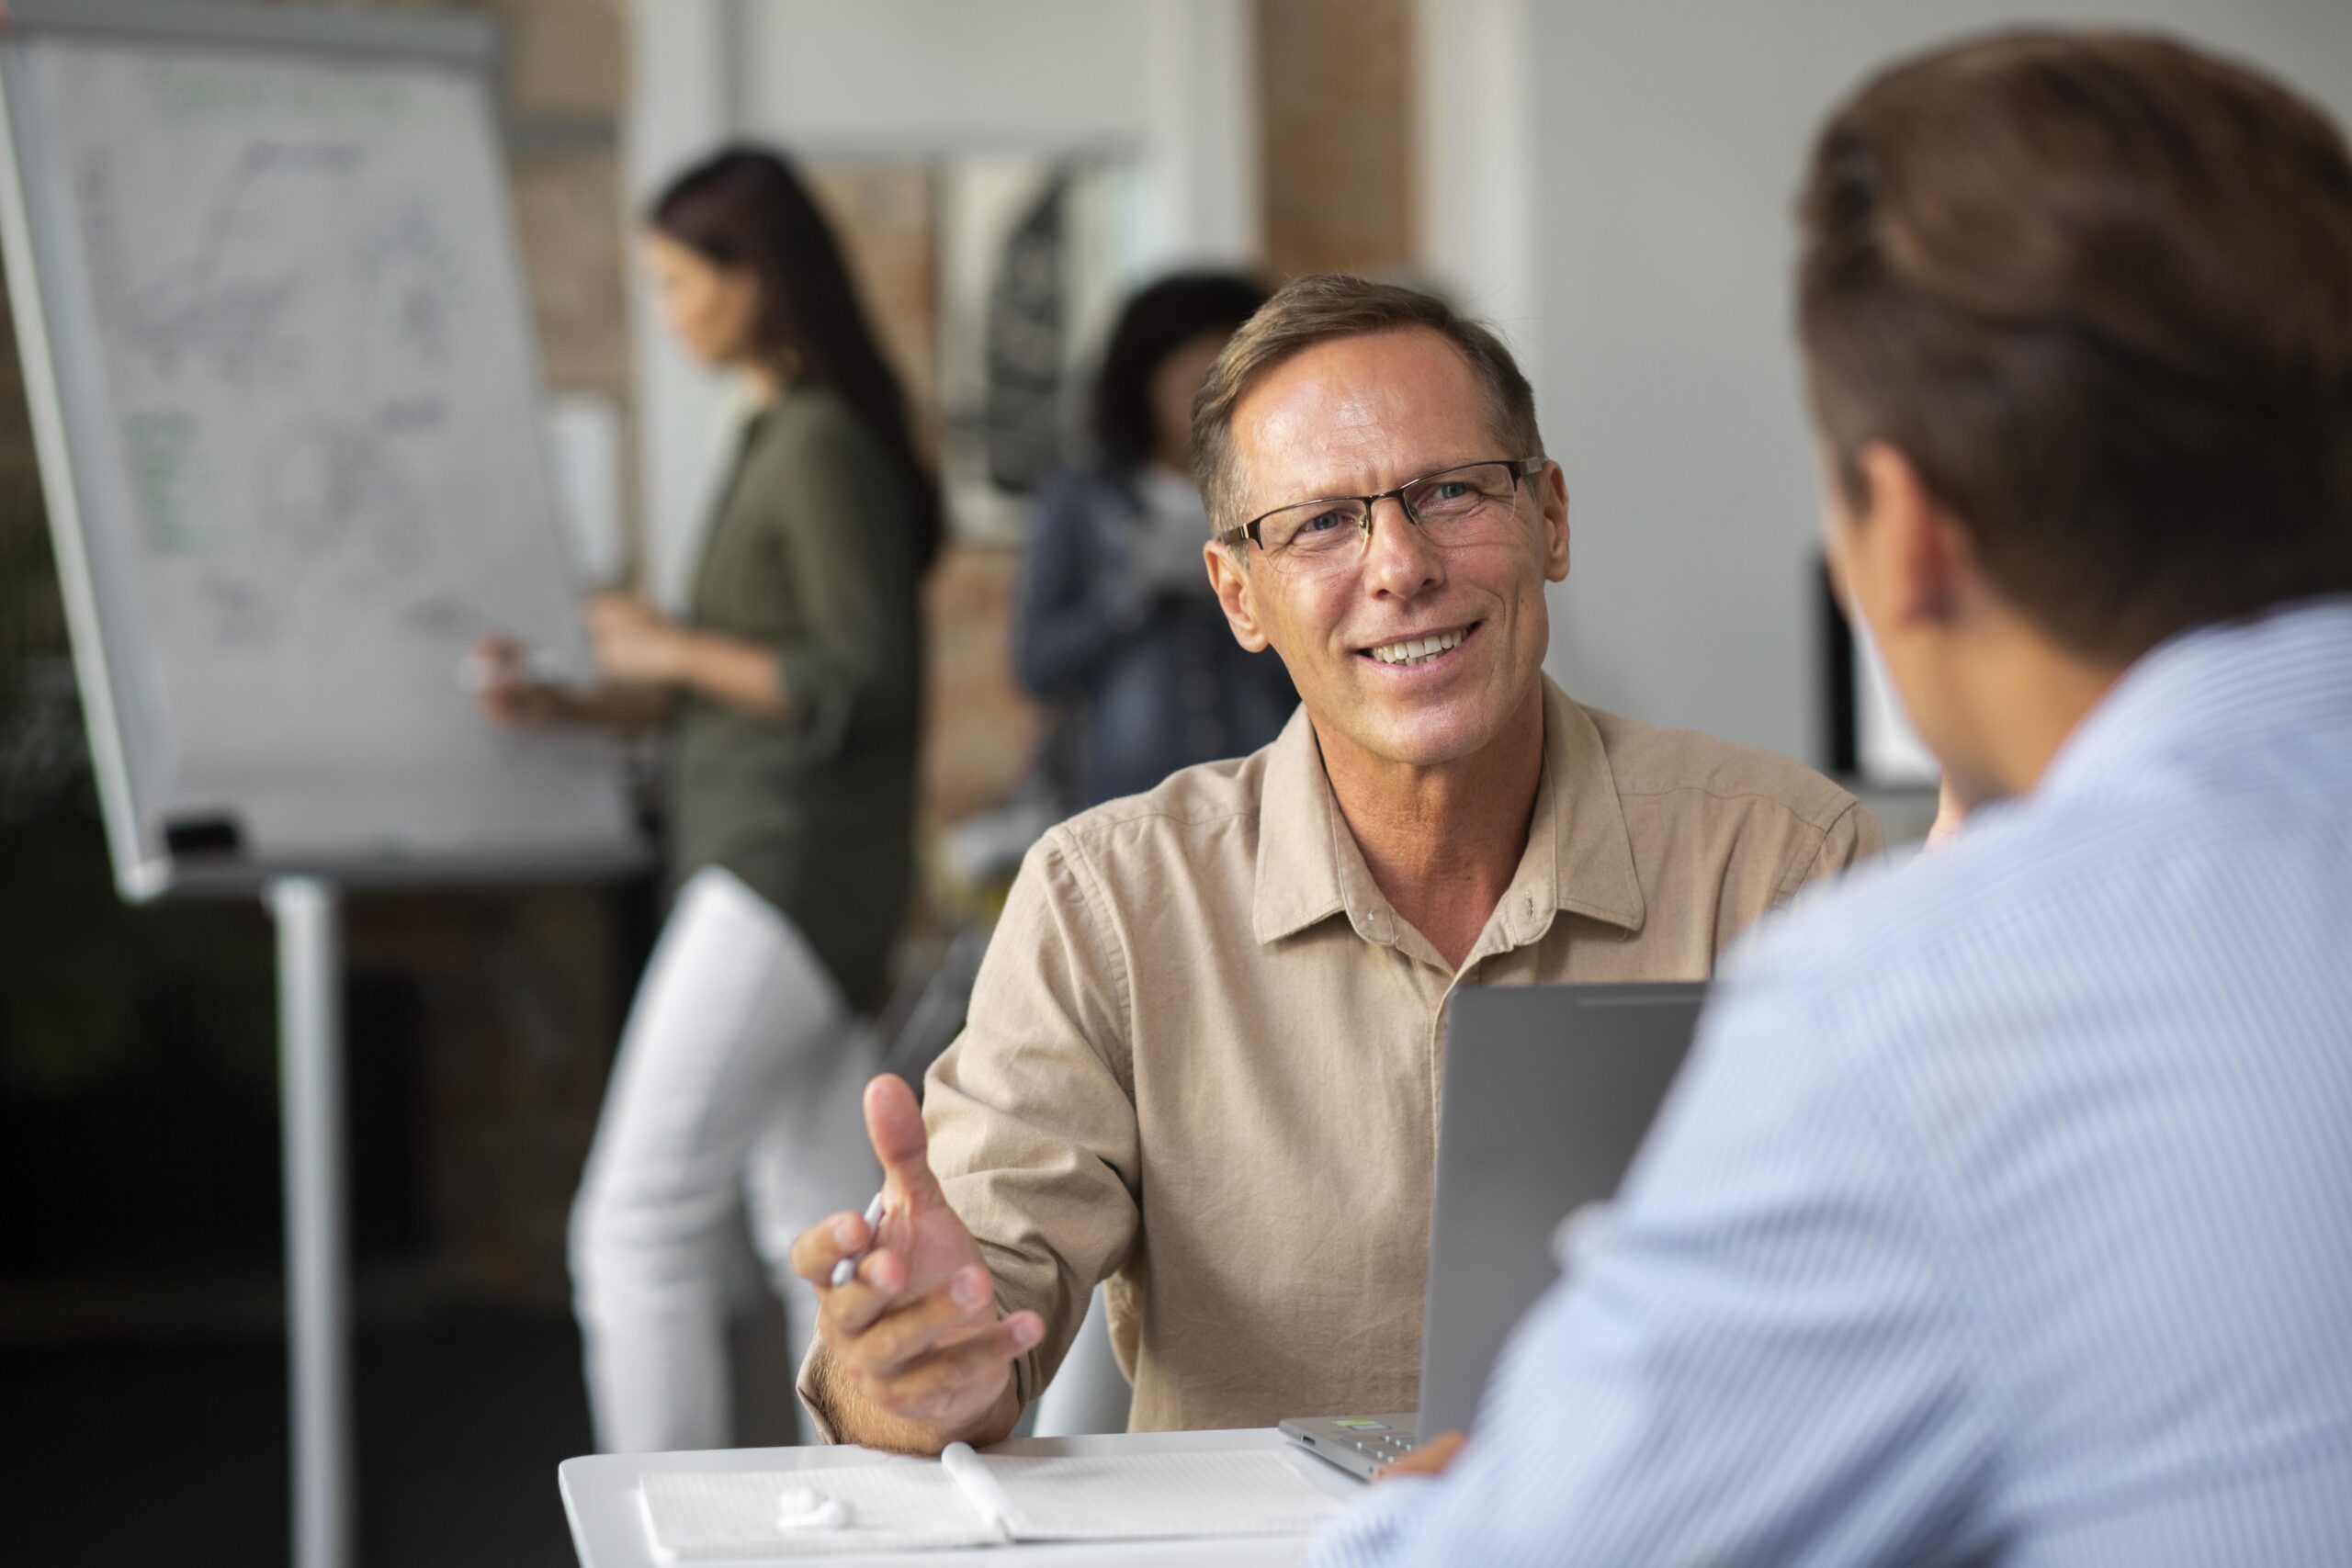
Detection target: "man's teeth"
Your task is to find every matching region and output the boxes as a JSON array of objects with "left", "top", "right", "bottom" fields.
[{"left": 1369, "top": 628, "right": 1467, "bottom": 666}]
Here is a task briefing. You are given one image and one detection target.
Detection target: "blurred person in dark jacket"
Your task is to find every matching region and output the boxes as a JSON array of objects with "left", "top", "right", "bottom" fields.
[{"left": 1015, "top": 272, "right": 1295, "bottom": 808}]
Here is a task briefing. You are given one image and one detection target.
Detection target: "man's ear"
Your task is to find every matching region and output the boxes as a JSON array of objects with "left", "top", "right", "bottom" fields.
[
  {"left": 1849, "top": 442, "right": 1973, "bottom": 632},
  {"left": 1536, "top": 461, "right": 1570, "bottom": 583},
  {"left": 1204, "top": 539, "right": 1272, "bottom": 652}
]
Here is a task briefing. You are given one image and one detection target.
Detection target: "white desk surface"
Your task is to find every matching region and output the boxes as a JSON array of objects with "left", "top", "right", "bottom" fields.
[{"left": 559, "top": 1427, "right": 1365, "bottom": 1568}]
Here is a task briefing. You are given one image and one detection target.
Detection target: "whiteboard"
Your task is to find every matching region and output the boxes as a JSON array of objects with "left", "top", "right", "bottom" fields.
[{"left": 0, "top": 0, "right": 639, "bottom": 898}]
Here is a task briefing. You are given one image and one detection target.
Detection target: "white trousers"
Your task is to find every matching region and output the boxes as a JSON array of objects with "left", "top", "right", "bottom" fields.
[{"left": 571, "top": 866, "right": 880, "bottom": 1453}]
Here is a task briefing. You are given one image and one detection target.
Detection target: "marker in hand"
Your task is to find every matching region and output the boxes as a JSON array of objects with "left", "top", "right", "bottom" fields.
[
  {"left": 831, "top": 1191, "right": 887, "bottom": 1288},
  {"left": 458, "top": 643, "right": 581, "bottom": 694}
]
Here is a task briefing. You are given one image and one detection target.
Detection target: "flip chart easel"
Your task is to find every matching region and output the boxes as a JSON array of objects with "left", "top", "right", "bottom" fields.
[{"left": 0, "top": 5, "right": 645, "bottom": 1563}]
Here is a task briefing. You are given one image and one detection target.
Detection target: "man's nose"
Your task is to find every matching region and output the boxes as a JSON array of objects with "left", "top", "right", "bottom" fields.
[{"left": 1359, "top": 494, "right": 1443, "bottom": 597}]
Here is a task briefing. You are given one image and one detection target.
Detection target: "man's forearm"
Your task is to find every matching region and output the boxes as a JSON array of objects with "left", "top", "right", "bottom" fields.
[{"left": 803, "top": 1340, "right": 1023, "bottom": 1456}]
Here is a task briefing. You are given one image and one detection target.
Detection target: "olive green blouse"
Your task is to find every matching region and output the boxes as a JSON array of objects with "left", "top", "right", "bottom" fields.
[{"left": 668, "top": 384, "right": 926, "bottom": 1014}]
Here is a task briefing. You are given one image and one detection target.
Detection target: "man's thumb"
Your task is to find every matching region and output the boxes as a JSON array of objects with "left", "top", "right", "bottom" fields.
[{"left": 864, "top": 1074, "right": 944, "bottom": 1209}]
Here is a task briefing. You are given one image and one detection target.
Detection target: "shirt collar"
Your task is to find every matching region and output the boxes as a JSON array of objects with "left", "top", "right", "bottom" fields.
[
  {"left": 1251, "top": 676, "right": 1647, "bottom": 949},
  {"left": 2039, "top": 596, "right": 2352, "bottom": 801}
]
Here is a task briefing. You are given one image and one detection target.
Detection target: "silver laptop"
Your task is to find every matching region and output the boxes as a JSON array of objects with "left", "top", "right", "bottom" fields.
[{"left": 1283, "top": 983, "right": 1705, "bottom": 1480}]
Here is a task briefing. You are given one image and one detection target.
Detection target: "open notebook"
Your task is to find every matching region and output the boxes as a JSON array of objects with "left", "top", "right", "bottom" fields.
[{"left": 639, "top": 1443, "right": 1344, "bottom": 1562}]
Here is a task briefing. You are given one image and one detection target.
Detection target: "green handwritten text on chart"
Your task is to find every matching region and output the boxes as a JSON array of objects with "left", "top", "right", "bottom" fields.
[{"left": 125, "top": 412, "right": 201, "bottom": 557}]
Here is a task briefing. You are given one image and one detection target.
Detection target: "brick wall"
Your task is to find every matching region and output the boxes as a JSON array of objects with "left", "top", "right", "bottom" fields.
[
  {"left": 799, "top": 162, "right": 1044, "bottom": 836},
  {"left": 1258, "top": 0, "right": 1419, "bottom": 281}
]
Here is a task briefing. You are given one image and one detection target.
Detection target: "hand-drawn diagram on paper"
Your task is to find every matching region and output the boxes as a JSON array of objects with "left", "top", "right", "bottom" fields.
[{"left": 28, "top": 40, "right": 583, "bottom": 784}]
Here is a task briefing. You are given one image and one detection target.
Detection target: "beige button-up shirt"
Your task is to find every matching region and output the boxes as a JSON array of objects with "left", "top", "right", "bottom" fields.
[{"left": 829, "top": 678, "right": 1880, "bottom": 1436}]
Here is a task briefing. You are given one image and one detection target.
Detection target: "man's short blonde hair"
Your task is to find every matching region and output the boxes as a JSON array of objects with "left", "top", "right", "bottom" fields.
[{"left": 1190, "top": 273, "right": 1544, "bottom": 535}]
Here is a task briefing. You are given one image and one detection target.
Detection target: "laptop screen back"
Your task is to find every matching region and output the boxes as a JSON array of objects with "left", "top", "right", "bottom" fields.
[{"left": 1416, "top": 983, "right": 1706, "bottom": 1438}]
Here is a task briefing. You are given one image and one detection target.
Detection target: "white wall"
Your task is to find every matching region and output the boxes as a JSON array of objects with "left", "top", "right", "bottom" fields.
[
  {"left": 1413, "top": 0, "right": 1541, "bottom": 342},
  {"left": 1421, "top": 0, "right": 2352, "bottom": 765},
  {"left": 624, "top": 0, "right": 1258, "bottom": 589},
  {"left": 623, "top": 0, "right": 743, "bottom": 607}
]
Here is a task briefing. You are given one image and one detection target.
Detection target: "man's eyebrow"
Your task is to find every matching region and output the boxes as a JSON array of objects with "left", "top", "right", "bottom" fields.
[{"left": 1266, "top": 457, "right": 1502, "bottom": 506}]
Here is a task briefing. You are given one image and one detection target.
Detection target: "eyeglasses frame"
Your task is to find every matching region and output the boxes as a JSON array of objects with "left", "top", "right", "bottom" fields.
[{"left": 1214, "top": 456, "right": 1549, "bottom": 565}]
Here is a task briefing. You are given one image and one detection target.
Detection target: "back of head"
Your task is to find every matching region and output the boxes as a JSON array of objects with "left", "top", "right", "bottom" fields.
[
  {"left": 651, "top": 145, "right": 944, "bottom": 573},
  {"left": 1798, "top": 30, "right": 2352, "bottom": 662},
  {"left": 1192, "top": 274, "right": 1544, "bottom": 532}
]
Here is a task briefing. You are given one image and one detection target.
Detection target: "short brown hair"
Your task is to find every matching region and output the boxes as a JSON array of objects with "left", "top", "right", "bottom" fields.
[
  {"left": 1190, "top": 274, "right": 1544, "bottom": 533},
  {"left": 1798, "top": 30, "right": 2352, "bottom": 660}
]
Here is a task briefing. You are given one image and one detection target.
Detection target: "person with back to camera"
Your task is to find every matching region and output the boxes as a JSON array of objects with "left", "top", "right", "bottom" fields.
[
  {"left": 1016, "top": 271, "right": 1295, "bottom": 810},
  {"left": 1312, "top": 29, "right": 2352, "bottom": 1565},
  {"left": 477, "top": 145, "right": 939, "bottom": 1454}
]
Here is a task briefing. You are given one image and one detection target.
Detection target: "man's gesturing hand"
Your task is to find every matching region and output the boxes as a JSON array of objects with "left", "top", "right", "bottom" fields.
[{"left": 792, "top": 1075, "right": 1041, "bottom": 1450}]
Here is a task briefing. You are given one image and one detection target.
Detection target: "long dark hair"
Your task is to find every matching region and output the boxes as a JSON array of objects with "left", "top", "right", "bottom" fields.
[
  {"left": 650, "top": 145, "right": 944, "bottom": 573},
  {"left": 1091, "top": 270, "right": 1269, "bottom": 471}
]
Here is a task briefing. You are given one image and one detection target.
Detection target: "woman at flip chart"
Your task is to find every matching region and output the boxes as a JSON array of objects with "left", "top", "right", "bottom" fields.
[{"left": 479, "top": 145, "right": 937, "bottom": 1453}]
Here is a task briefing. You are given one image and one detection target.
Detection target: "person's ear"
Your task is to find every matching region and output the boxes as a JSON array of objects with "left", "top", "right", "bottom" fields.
[
  {"left": 1535, "top": 461, "right": 1570, "bottom": 584},
  {"left": 1847, "top": 442, "right": 1973, "bottom": 633},
  {"left": 1204, "top": 539, "right": 1272, "bottom": 652}
]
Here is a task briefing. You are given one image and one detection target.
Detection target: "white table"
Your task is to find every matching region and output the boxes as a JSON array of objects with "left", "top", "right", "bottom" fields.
[{"left": 559, "top": 1427, "right": 1365, "bottom": 1567}]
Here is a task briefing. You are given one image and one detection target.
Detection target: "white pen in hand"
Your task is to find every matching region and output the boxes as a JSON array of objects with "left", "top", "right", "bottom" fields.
[
  {"left": 831, "top": 1191, "right": 886, "bottom": 1288},
  {"left": 458, "top": 645, "right": 583, "bottom": 694}
]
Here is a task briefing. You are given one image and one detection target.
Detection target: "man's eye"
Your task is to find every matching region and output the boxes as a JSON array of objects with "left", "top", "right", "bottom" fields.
[
  {"left": 1297, "top": 508, "right": 1354, "bottom": 536},
  {"left": 1427, "top": 481, "right": 1474, "bottom": 503}
]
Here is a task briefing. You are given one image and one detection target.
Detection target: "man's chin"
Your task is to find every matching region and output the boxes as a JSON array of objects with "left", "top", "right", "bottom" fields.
[{"left": 1344, "top": 704, "right": 1508, "bottom": 772}]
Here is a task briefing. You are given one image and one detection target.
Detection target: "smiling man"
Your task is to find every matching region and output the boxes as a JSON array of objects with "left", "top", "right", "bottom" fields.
[{"left": 788, "top": 276, "right": 1881, "bottom": 1453}]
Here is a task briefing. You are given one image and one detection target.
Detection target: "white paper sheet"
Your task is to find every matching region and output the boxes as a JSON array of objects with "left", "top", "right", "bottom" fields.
[
  {"left": 639, "top": 1448, "right": 1342, "bottom": 1561},
  {"left": 946, "top": 1446, "right": 1342, "bottom": 1543},
  {"left": 639, "top": 1466, "right": 996, "bottom": 1562}
]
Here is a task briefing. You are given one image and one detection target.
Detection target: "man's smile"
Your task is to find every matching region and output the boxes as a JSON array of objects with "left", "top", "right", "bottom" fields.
[{"left": 1359, "top": 621, "right": 1479, "bottom": 670}]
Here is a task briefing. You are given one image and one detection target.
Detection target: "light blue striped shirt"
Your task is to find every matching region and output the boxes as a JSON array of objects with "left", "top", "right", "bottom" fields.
[{"left": 1313, "top": 599, "right": 2352, "bottom": 1567}]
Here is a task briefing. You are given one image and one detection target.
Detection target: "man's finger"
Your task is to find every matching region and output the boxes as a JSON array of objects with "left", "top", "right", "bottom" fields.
[
  {"left": 1377, "top": 1430, "right": 1469, "bottom": 1481},
  {"left": 856, "top": 1267, "right": 998, "bottom": 1375},
  {"left": 864, "top": 1074, "right": 945, "bottom": 1211},
  {"left": 788, "top": 1209, "right": 870, "bottom": 1287},
  {"left": 1927, "top": 776, "right": 1970, "bottom": 847},
  {"left": 823, "top": 1246, "right": 929, "bottom": 1339},
  {"left": 869, "top": 1313, "right": 1042, "bottom": 1418},
  {"left": 820, "top": 1248, "right": 918, "bottom": 1339}
]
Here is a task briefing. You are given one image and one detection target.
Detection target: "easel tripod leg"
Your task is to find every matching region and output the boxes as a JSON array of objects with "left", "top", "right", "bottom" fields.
[{"left": 270, "top": 877, "right": 354, "bottom": 1568}]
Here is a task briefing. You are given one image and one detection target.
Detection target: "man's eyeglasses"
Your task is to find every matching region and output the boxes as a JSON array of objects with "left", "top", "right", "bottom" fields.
[{"left": 1216, "top": 457, "right": 1546, "bottom": 579}]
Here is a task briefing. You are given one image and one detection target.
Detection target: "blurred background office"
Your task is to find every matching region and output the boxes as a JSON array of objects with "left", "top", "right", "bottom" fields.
[{"left": 3, "top": 3, "right": 2349, "bottom": 1566}]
